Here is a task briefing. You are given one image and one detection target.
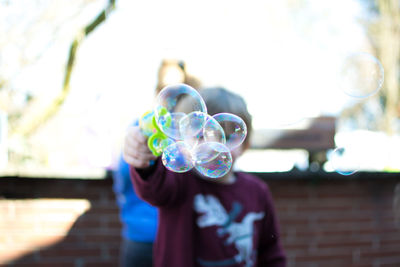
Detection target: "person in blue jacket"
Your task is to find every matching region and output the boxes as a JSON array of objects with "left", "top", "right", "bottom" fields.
[
  {"left": 113, "top": 152, "right": 156, "bottom": 267},
  {"left": 112, "top": 59, "right": 202, "bottom": 267}
]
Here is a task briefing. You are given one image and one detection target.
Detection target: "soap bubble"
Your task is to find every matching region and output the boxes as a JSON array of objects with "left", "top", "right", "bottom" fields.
[
  {"left": 329, "top": 147, "right": 359, "bottom": 176},
  {"left": 208, "top": 113, "right": 247, "bottom": 149},
  {"left": 180, "top": 112, "right": 226, "bottom": 149},
  {"left": 192, "top": 142, "right": 232, "bottom": 178},
  {"left": 157, "top": 111, "right": 186, "bottom": 140},
  {"left": 202, "top": 115, "right": 226, "bottom": 144},
  {"left": 337, "top": 52, "right": 384, "bottom": 98},
  {"left": 179, "top": 111, "right": 208, "bottom": 146},
  {"left": 162, "top": 141, "right": 194, "bottom": 173},
  {"left": 154, "top": 84, "right": 207, "bottom": 140}
]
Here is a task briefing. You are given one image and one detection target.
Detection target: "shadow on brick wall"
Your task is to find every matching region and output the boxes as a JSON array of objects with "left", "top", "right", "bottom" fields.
[{"left": 1, "top": 177, "right": 122, "bottom": 267}]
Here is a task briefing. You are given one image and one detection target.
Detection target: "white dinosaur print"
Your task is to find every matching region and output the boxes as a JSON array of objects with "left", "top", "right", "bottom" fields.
[{"left": 194, "top": 194, "right": 265, "bottom": 267}]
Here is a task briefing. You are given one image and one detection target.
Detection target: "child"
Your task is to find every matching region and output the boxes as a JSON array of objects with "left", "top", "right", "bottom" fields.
[
  {"left": 112, "top": 59, "right": 202, "bottom": 267},
  {"left": 123, "top": 87, "right": 286, "bottom": 267}
]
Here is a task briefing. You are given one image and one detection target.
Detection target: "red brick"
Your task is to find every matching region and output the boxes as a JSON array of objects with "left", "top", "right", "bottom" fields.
[
  {"left": 82, "top": 233, "right": 121, "bottom": 243},
  {"left": 294, "top": 249, "right": 353, "bottom": 262},
  {"left": 83, "top": 260, "right": 118, "bottom": 267},
  {"left": 317, "top": 239, "right": 372, "bottom": 249},
  {"left": 38, "top": 246, "right": 102, "bottom": 258}
]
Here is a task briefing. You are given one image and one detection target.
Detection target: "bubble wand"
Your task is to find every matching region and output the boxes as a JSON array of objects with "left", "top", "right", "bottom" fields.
[{"left": 139, "top": 108, "right": 170, "bottom": 157}]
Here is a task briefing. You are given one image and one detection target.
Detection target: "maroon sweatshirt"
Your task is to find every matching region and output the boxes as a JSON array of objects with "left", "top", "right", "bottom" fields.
[{"left": 130, "top": 159, "right": 286, "bottom": 267}]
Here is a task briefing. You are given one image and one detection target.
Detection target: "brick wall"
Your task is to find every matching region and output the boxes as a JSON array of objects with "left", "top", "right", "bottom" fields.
[
  {"left": 1, "top": 172, "right": 400, "bottom": 267},
  {"left": 260, "top": 172, "right": 400, "bottom": 267}
]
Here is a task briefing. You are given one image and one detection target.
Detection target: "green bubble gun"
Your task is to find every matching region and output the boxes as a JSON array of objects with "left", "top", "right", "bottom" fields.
[{"left": 139, "top": 108, "right": 171, "bottom": 157}]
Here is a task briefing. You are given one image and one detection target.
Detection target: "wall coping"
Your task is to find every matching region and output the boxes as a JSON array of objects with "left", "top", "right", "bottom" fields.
[{"left": 0, "top": 170, "right": 399, "bottom": 183}]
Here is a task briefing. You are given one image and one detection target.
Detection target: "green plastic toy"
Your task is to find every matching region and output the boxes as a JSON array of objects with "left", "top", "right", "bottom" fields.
[{"left": 139, "top": 107, "right": 171, "bottom": 156}]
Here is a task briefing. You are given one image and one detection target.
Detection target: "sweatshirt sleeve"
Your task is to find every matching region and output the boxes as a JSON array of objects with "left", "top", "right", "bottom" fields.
[
  {"left": 129, "top": 158, "right": 187, "bottom": 208},
  {"left": 257, "top": 184, "right": 287, "bottom": 267}
]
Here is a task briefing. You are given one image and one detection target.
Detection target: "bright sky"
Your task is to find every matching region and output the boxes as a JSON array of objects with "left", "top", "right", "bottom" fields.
[
  {"left": 1, "top": 0, "right": 369, "bottom": 127},
  {"left": 3, "top": 0, "right": 384, "bottom": 173},
  {"left": 69, "top": 0, "right": 369, "bottom": 130}
]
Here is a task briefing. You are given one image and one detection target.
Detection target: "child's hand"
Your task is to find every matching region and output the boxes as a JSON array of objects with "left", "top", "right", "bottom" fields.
[{"left": 123, "top": 126, "right": 157, "bottom": 169}]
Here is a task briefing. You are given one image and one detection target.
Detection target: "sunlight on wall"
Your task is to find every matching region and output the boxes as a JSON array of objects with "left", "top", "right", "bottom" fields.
[{"left": 0, "top": 199, "right": 91, "bottom": 264}]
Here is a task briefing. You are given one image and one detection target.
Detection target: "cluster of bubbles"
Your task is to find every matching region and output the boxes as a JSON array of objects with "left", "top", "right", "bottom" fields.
[
  {"left": 145, "top": 83, "right": 247, "bottom": 178},
  {"left": 330, "top": 52, "right": 385, "bottom": 175}
]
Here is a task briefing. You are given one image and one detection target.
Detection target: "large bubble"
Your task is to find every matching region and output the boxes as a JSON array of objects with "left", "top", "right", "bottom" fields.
[
  {"left": 337, "top": 52, "right": 384, "bottom": 98},
  {"left": 161, "top": 141, "right": 194, "bottom": 173},
  {"left": 207, "top": 113, "right": 247, "bottom": 149},
  {"left": 179, "top": 111, "right": 209, "bottom": 147},
  {"left": 154, "top": 84, "right": 207, "bottom": 140},
  {"left": 181, "top": 113, "right": 226, "bottom": 149},
  {"left": 192, "top": 142, "right": 233, "bottom": 178},
  {"left": 201, "top": 115, "right": 226, "bottom": 144}
]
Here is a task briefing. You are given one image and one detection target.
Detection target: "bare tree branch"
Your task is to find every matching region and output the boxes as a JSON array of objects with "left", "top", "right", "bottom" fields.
[{"left": 13, "top": 0, "right": 116, "bottom": 137}]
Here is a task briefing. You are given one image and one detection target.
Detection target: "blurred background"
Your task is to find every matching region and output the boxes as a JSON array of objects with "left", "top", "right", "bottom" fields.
[
  {"left": 0, "top": 0, "right": 399, "bottom": 176},
  {"left": 1, "top": 0, "right": 400, "bottom": 266}
]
